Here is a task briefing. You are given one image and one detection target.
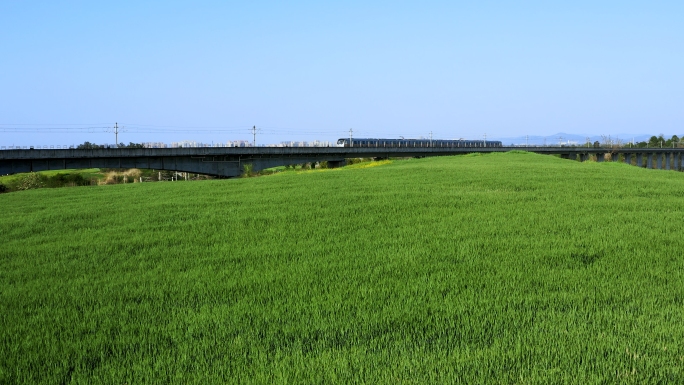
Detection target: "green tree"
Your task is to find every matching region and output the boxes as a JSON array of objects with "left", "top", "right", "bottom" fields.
[
  {"left": 77, "top": 142, "right": 104, "bottom": 149},
  {"left": 647, "top": 136, "right": 658, "bottom": 147},
  {"left": 671, "top": 135, "right": 680, "bottom": 148}
]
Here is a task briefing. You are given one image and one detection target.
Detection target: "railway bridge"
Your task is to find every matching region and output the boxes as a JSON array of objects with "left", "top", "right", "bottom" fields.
[{"left": 1, "top": 146, "right": 684, "bottom": 177}]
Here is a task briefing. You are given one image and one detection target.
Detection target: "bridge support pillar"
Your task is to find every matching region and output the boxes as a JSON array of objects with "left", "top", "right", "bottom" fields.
[
  {"left": 596, "top": 153, "right": 605, "bottom": 163},
  {"left": 647, "top": 154, "right": 653, "bottom": 169},
  {"left": 680, "top": 153, "right": 684, "bottom": 171},
  {"left": 624, "top": 153, "right": 631, "bottom": 165},
  {"left": 611, "top": 153, "right": 619, "bottom": 162},
  {"left": 674, "top": 153, "right": 680, "bottom": 170},
  {"left": 579, "top": 154, "right": 588, "bottom": 162},
  {"left": 656, "top": 153, "right": 663, "bottom": 169},
  {"left": 666, "top": 153, "right": 671, "bottom": 170},
  {"left": 636, "top": 154, "right": 643, "bottom": 167},
  {"left": 560, "top": 154, "right": 569, "bottom": 159}
]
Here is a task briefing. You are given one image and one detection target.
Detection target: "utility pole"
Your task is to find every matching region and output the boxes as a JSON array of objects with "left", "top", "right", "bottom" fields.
[
  {"left": 430, "top": 131, "right": 433, "bottom": 147},
  {"left": 526, "top": 135, "right": 529, "bottom": 147},
  {"left": 252, "top": 125, "right": 257, "bottom": 147},
  {"left": 483, "top": 133, "right": 487, "bottom": 147},
  {"left": 349, "top": 128, "right": 353, "bottom": 147},
  {"left": 114, "top": 122, "right": 119, "bottom": 146}
]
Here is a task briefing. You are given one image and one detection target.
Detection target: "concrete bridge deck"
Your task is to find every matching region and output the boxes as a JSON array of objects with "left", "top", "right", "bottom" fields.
[{"left": 1, "top": 147, "right": 683, "bottom": 177}]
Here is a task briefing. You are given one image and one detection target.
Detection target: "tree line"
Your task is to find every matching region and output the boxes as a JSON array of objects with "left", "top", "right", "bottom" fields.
[
  {"left": 593, "top": 134, "right": 682, "bottom": 148},
  {"left": 76, "top": 142, "right": 146, "bottom": 149}
]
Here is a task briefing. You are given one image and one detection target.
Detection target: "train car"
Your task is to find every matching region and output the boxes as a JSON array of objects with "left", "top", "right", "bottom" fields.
[{"left": 336, "top": 138, "right": 503, "bottom": 148}]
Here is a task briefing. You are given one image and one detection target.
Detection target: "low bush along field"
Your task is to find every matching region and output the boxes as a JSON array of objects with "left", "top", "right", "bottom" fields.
[
  {"left": 0, "top": 168, "right": 104, "bottom": 188},
  {"left": 1, "top": 152, "right": 684, "bottom": 383}
]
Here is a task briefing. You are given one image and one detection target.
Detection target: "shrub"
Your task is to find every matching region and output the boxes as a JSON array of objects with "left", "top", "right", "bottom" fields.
[
  {"left": 242, "top": 164, "right": 254, "bottom": 178},
  {"left": 0, "top": 183, "right": 6, "bottom": 193},
  {"left": 345, "top": 158, "right": 369, "bottom": 165},
  {"left": 42, "top": 173, "right": 90, "bottom": 188},
  {"left": 103, "top": 172, "right": 123, "bottom": 185},
  {"left": 14, "top": 173, "right": 44, "bottom": 190}
]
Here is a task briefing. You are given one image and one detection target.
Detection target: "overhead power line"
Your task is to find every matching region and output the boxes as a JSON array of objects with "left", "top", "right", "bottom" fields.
[{"left": 0, "top": 123, "right": 479, "bottom": 141}]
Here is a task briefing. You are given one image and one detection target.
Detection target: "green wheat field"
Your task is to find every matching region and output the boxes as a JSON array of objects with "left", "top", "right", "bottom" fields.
[{"left": 2, "top": 152, "right": 683, "bottom": 384}]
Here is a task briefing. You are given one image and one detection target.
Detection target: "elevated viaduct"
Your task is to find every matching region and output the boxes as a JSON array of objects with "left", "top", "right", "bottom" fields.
[{"left": 1, "top": 147, "right": 684, "bottom": 177}]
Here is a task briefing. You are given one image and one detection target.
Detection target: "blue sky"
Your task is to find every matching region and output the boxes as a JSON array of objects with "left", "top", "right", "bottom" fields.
[{"left": 1, "top": 1, "right": 682, "bottom": 146}]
